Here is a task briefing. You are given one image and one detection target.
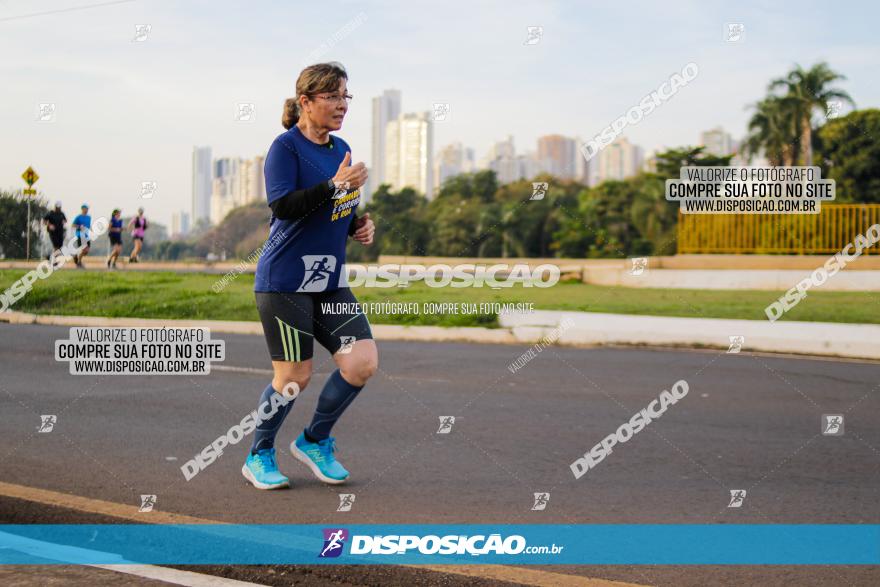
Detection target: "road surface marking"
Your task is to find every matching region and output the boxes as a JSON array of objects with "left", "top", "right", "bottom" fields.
[
  {"left": 0, "top": 480, "right": 210, "bottom": 524},
  {"left": 0, "top": 480, "right": 648, "bottom": 587},
  {"left": 410, "top": 565, "right": 648, "bottom": 586},
  {"left": 214, "top": 364, "right": 454, "bottom": 383},
  {"left": 0, "top": 529, "right": 266, "bottom": 586},
  {"left": 89, "top": 565, "right": 267, "bottom": 586}
]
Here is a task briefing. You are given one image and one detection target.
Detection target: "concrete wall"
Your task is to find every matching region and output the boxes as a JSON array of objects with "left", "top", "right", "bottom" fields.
[
  {"left": 582, "top": 267, "right": 880, "bottom": 291},
  {"left": 378, "top": 254, "right": 880, "bottom": 270}
]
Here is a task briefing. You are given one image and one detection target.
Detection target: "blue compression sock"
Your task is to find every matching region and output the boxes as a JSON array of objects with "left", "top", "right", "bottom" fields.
[{"left": 250, "top": 383, "right": 295, "bottom": 454}]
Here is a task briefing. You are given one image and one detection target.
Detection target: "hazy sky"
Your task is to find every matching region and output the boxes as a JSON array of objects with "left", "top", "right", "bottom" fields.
[{"left": 1, "top": 0, "right": 877, "bottom": 226}]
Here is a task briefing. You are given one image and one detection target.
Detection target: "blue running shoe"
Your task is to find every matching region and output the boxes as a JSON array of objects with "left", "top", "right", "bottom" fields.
[
  {"left": 242, "top": 448, "right": 289, "bottom": 490},
  {"left": 291, "top": 432, "right": 349, "bottom": 484}
]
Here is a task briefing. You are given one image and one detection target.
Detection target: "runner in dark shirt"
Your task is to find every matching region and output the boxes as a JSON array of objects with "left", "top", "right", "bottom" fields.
[{"left": 43, "top": 201, "right": 67, "bottom": 259}]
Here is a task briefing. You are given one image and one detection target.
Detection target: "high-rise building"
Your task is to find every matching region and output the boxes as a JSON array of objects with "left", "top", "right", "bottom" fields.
[
  {"left": 594, "top": 137, "right": 643, "bottom": 183},
  {"left": 574, "top": 137, "right": 592, "bottom": 185},
  {"left": 171, "top": 211, "right": 190, "bottom": 237},
  {"left": 480, "top": 136, "right": 523, "bottom": 184},
  {"left": 537, "top": 134, "right": 577, "bottom": 179},
  {"left": 192, "top": 146, "right": 212, "bottom": 224},
  {"left": 518, "top": 153, "right": 541, "bottom": 181},
  {"left": 240, "top": 155, "right": 266, "bottom": 204},
  {"left": 434, "top": 142, "right": 475, "bottom": 192},
  {"left": 211, "top": 157, "right": 241, "bottom": 224},
  {"left": 384, "top": 111, "right": 434, "bottom": 199},
  {"left": 700, "top": 126, "right": 734, "bottom": 157},
  {"left": 371, "top": 89, "right": 402, "bottom": 188}
]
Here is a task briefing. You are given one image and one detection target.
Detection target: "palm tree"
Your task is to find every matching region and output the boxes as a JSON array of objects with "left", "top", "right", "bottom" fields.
[
  {"left": 770, "top": 62, "right": 854, "bottom": 165},
  {"left": 745, "top": 96, "right": 800, "bottom": 166}
]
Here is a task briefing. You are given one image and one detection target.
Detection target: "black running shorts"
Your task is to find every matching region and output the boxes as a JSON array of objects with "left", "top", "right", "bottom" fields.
[{"left": 255, "top": 288, "right": 373, "bottom": 362}]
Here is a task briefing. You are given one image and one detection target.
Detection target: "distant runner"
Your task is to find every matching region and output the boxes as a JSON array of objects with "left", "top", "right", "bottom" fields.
[
  {"left": 128, "top": 207, "right": 147, "bottom": 263},
  {"left": 71, "top": 204, "right": 92, "bottom": 269},
  {"left": 107, "top": 209, "right": 123, "bottom": 269},
  {"left": 42, "top": 201, "right": 67, "bottom": 260}
]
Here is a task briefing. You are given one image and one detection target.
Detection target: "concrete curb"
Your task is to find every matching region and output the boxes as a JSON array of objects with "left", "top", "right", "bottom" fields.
[
  {"left": 500, "top": 310, "right": 880, "bottom": 360},
  {"left": 2, "top": 310, "right": 878, "bottom": 360},
  {"left": 0, "top": 311, "right": 518, "bottom": 345}
]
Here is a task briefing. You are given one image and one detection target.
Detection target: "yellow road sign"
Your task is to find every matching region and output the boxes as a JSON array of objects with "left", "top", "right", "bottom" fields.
[
  {"left": 23, "top": 188, "right": 37, "bottom": 196},
  {"left": 22, "top": 166, "right": 39, "bottom": 186}
]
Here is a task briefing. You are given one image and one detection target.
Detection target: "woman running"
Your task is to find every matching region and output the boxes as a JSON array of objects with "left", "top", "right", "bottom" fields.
[
  {"left": 107, "top": 209, "right": 123, "bottom": 269},
  {"left": 128, "top": 207, "right": 147, "bottom": 262},
  {"left": 244, "top": 61, "right": 376, "bottom": 490}
]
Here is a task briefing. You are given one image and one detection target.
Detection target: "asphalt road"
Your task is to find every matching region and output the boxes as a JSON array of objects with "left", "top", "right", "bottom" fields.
[{"left": 1, "top": 322, "right": 878, "bottom": 586}]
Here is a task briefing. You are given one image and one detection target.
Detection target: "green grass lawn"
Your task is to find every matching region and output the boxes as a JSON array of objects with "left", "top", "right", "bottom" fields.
[{"left": 1, "top": 269, "right": 878, "bottom": 326}]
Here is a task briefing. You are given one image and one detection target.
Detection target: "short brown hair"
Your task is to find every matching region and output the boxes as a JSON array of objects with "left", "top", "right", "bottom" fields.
[{"left": 282, "top": 62, "right": 348, "bottom": 129}]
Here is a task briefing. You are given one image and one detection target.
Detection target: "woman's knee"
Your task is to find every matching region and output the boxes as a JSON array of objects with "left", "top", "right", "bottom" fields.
[
  {"left": 340, "top": 353, "right": 378, "bottom": 385},
  {"left": 272, "top": 364, "right": 312, "bottom": 395}
]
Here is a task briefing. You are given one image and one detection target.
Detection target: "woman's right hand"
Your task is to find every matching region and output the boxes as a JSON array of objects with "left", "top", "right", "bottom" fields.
[{"left": 332, "top": 151, "right": 368, "bottom": 190}]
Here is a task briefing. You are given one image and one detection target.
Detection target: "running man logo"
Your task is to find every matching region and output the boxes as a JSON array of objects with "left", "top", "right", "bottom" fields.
[
  {"left": 337, "top": 494, "right": 356, "bottom": 512},
  {"left": 132, "top": 24, "right": 151, "bottom": 42},
  {"left": 298, "top": 255, "right": 337, "bottom": 292},
  {"left": 139, "top": 494, "right": 157, "bottom": 512},
  {"left": 37, "top": 415, "right": 57, "bottom": 433},
  {"left": 140, "top": 181, "right": 157, "bottom": 200},
  {"left": 629, "top": 257, "right": 648, "bottom": 276},
  {"left": 524, "top": 25, "right": 543, "bottom": 45},
  {"left": 432, "top": 103, "right": 450, "bottom": 122},
  {"left": 530, "top": 182, "right": 548, "bottom": 200},
  {"left": 826, "top": 100, "right": 842, "bottom": 119},
  {"left": 332, "top": 181, "right": 350, "bottom": 200},
  {"left": 319, "top": 528, "right": 349, "bottom": 558},
  {"left": 822, "top": 414, "right": 844, "bottom": 436},
  {"left": 36, "top": 103, "right": 56, "bottom": 122},
  {"left": 727, "top": 335, "right": 745, "bottom": 354},
  {"left": 236, "top": 103, "right": 256, "bottom": 122},
  {"left": 728, "top": 490, "right": 746, "bottom": 508},
  {"left": 338, "top": 335, "right": 356, "bottom": 355},
  {"left": 437, "top": 416, "right": 455, "bottom": 434},
  {"left": 531, "top": 492, "right": 550, "bottom": 511}
]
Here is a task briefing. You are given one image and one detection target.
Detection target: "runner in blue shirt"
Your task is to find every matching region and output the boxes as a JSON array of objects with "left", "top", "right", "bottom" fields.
[
  {"left": 71, "top": 204, "right": 92, "bottom": 269},
  {"left": 244, "top": 62, "right": 377, "bottom": 490}
]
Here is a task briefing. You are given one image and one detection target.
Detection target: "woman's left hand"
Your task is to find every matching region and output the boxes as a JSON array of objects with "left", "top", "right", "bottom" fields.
[{"left": 351, "top": 212, "right": 374, "bottom": 246}]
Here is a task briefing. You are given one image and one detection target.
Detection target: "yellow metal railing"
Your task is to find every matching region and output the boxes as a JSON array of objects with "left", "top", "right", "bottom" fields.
[{"left": 677, "top": 204, "right": 880, "bottom": 254}]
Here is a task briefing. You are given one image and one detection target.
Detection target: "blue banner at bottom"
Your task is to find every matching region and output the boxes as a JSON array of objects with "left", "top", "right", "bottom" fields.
[{"left": 0, "top": 524, "right": 877, "bottom": 565}]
